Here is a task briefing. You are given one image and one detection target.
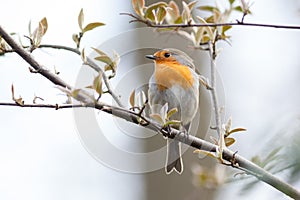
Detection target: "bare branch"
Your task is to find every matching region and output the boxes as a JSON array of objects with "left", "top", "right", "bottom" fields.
[
  {"left": 0, "top": 26, "right": 73, "bottom": 90},
  {"left": 39, "top": 44, "right": 124, "bottom": 107},
  {"left": 208, "top": 41, "right": 224, "bottom": 151},
  {"left": 121, "top": 13, "right": 300, "bottom": 30}
]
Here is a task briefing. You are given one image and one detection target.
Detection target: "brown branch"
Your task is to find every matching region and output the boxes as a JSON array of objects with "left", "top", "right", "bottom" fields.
[
  {"left": 121, "top": 13, "right": 300, "bottom": 30},
  {"left": 1, "top": 25, "right": 300, "bottom": 199}
]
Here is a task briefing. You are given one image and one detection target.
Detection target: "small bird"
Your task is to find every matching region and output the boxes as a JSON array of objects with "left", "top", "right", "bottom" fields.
[{"left": 146, "top": 48, "right": 200, "bottom": 174}]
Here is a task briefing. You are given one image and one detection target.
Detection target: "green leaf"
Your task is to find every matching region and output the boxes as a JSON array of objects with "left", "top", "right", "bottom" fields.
[
  {"left": 14, "top": 97, "right": 24, "bottom": 106},
  {"left": 227, "top": 127, "right": 247, "bottom": 135},
  {"left": 188, "top": 0, "right": 198, "bottom": 10},
  {"left": 129, "top": 89, "right": 135, "bottom": 107},
  {"left": 144, "top": 9, "right": 156, "bottom": 22},
  {"left": 197, "top": 5, "right": 216, "bottom": 12},
  {"left": 233, "top": 6, "right": 243, "bottom": 13},
  {"left": 222, "top": 25, "right": 232, "bottom": 35},
  {"left": 93, "top": 73, "right": 103, "bottom": 96},
  {"left": 164, "top": 120, "right": 181, "bottom": 127},
  {"left": 94, "top": 55, "right": 113, "bottom": 66},
  {"left": 91, "top": 47, "right": 107, "bottom": 56},
  {"left": 72, "top": 34, "right": 79, "bottom": 47},
  {"left": 112, "top": 50, "right": 120, "bottom": 66},
  {"left": 104, "top": 64, "right": 115, "bottom": 72},
  {"left": 81, "top": 48, "right": 86, "bottom": 63},
  {"left": 32, "top": 17, "right": 48, "bottom": 46},
  {"left": 156, "top": 6, "right": 167, "bottom": 24},
  {"left": 167, "top": 107, "right": 178, "bottom": 119},
  {"left": 40, "top": 17, "right": 48, "bottom": 35},
  {"left": 182, "top": 1, "right": 191, "bottom": 23},
  {"left": 82, "top": 22, "right": 105, "bottom": 33},
  {"left": 150, "top": 113, "right": 164, "bottom": 125},
  {"left": 78, "top": 8, "right": 84, "bottom": 30},
  {"left": 72, "top": 89, "right": 81, "bottom": 98},
  {"left": 194, "top": 149, "right": 218, "bottom": 158},
  {"left": 132, "top": 0, "right": 145, "bottom": 16},
  {"left": 144, "top": 2, "right": 168, "bottom": 21},
  {"left": 225, "top": 137, "right": 235, "bottom": 147},
  {"left": 168, "top": 1, "right": 180, "bottom": 20},
  {"left": 174, "top": 16, "right": 183, "bottom": 24},
  {"left": 196, "top": 16, "right": 214, "bottom": 40},
  {"left": 160, "top": 103, "right": 169, "bottom": 121},
  {"left": 229, "top": 0, "right": 235, "bottom": 5}
]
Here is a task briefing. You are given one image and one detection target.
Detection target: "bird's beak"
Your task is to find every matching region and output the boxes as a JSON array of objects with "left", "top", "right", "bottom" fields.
[{"left": 146, "top": 55, "right": 157, "bottom": 60}]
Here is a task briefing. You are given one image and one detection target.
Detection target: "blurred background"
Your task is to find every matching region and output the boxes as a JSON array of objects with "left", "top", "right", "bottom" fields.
[{"left": 0, "top": 0, "right": 300, "bottom": 200}]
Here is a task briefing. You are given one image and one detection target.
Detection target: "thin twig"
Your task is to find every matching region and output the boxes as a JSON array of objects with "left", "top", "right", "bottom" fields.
[
  {"left": 208, "top": 41, "right": 225, "bottom": 152},
  {"left": 39, "top": 44, "right": 124, "bottom": 107},
  {"left": 0, "top": 26, "right": 73, "bottom": 90},
  {"left": 121, "top": 13, "right": 300, "bottom": 30}
]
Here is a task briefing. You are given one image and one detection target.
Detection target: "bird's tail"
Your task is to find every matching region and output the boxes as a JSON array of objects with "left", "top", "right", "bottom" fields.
[{"left": 165, "top": 139, "right": 183, "bottom": 174}]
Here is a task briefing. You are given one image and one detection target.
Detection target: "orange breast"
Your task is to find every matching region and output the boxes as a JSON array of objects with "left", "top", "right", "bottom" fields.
[{"left": 154, "top": 61, "right": 195, "bottom": 91}]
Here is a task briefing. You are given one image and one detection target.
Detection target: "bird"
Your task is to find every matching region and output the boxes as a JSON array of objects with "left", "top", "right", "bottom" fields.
[{"left": 146, "top": 48, "right": 200, "bottom": 174}]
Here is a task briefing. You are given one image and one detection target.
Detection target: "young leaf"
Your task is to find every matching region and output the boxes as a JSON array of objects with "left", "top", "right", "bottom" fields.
[
  {"left": 196, "top": 16, "right": 214, "bottom": 40},
  {"left": 188, "top": 0, "right": 198, "bottom": 10},
  {"left": 112, "top": 50, "right": 120, "bottom": 66},
  {"left": 164, "top": 120, "right": 181, "bottom": 127},
  {"left": 229, "top": 0, "right": 236, "bottom": 5},
  {"left": 182, "top": 1, "right": 191, "bottom": 24},
  {"left": 160, "top": 103, "right": 169, "bottom": 121},
  {"left": 93, "top": 73, "right": 103, "bottom": 96},
  {"left": 222, "top": 25, "right": 232, "bottom": 35},
  {"left": 227, "top": 127, "right": 247, "bottom": 135},
  {"left": 197, "top": 5, "right": 216, "bottom": 12},
  {"left": 194, "top": 149, "right": 218, "bottom": 158},
  {"left": 233, "top": 6, "right": 243, "bottom": 13},
  {"left": 225, "top": 137, "right": 235, "bottom": 147},
  {"left": 168, "top": 1, "right": 180, "bottom": 20},
  {"left": 156, "top": 6, "right": 167, "bottom": 24},
  {"left": 72, "top": 89, "right": 81, "bottom": 98},
  {"left": 144, "top": 9, "right": 156, "bottom": 22},
  {"left": 40, "top": 17, "right": 48, "bottom": 35},
  {"left": 78, "top": 8, "right": 84, "bottom": 31},
  {"left": 14, "top": 97, "right": 24, "bottom": 106},
  {"left": 150, "top": 113, "right": 164, "bottom": 125},
  {"left": 94, "top": 55, "right": 113, "bottom": 66},
  {"left": 72, "top": 34, "right": 79, "bottom": 47},
  {"left": 92, "top": 47, "right": 107, "bottom": 56},
  {"left": 132, "top": 0, "right": 145, "bottom": 17},
  {"left": 167, "top": 107, "right": 178, "bottom": 119},
  {"left": 81, "top": 48, "right": 87, "bottom": 63},
  {"left": 144, "top": 2, "right": 168, "bottom": 21},
  {"left": 82, "top": 22, "right": 105, "bottom": 33},
  {"left": 32, "top": 17, "right": 48, "bottom": 46},
  {"left": 129, "top": 89, "right": 135, "bottom": 107}
]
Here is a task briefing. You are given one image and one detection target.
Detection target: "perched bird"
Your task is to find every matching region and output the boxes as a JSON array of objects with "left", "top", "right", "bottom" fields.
[{"left": 146, "top": 48, "right": 200, "bottom": 174}]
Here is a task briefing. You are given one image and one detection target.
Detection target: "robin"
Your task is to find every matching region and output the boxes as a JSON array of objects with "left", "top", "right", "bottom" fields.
[{"left": 146, "top": 48, "right": 200, "bottom": 174}]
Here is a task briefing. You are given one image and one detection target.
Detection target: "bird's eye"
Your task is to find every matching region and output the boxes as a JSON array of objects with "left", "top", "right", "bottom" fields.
[{"left": 164, "top": 52, "right": 171, "bottom": 58}]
